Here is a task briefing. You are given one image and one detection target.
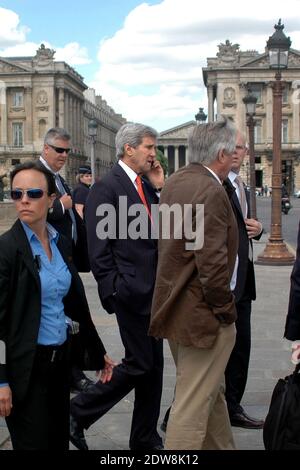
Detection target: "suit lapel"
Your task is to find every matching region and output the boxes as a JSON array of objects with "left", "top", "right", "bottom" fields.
[
  {"left": 11, "top": 220, "right": 40, "bottom": 289},
  {"left": 112, "top": 163, "right": 142, "bottom": 206}
]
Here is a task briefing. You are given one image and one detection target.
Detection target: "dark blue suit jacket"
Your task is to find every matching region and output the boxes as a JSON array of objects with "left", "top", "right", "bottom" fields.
[
  {"left": 85, "top": 163, "right": 159, "bottom": 316},
  {"left": 225, "top": 178, "right": 262, "bottom": 303}
]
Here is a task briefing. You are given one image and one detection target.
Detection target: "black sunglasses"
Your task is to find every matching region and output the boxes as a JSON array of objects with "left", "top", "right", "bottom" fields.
[
  {"left": 48, "top": 144, "right": 71, "bottom": 154},
  {"left": 11, "top": 188, "right": 45, "bottom": 200}
]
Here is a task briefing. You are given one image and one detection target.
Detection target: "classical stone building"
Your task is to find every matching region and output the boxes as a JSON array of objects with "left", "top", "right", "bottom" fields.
[
  {"left": 0, "top": 44, "right": 125, "bottom": 190},
  {"left": 158, "top": 121, "right": 196, "bottom": 175},
  {"left": 83, "top": 89, "right": 126, "bottom": 179},
  {"left": 202, "top": 38, "right": 300, "bottom": 194}
]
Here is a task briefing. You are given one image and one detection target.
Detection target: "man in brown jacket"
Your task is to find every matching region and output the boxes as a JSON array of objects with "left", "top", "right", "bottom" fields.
[{"left": 149, "top": 117, "right": 238, "bottom": 450}]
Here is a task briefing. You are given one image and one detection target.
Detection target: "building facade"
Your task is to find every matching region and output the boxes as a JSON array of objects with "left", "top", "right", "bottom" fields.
[
  {"left": 202, "top": 39, "right": 300, "bottom": 195},
  {"left": 0, "top": 44, "right": 125, "bottom": 189},
  {"left": 158, "top": 121, "right": 196, "bottom": 175}
]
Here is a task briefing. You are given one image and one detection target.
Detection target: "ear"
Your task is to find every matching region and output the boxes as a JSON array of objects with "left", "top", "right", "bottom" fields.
[
  {"left": 217, "top": 149, "right": 225, "bottom": 163},
  {"left": 124, "top": 143, "right": 133, "bottom": 157}
]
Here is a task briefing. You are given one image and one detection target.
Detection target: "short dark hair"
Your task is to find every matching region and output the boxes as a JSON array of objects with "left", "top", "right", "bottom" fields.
[{"left": 10, "top": 161, "right": 56, "bottom": 194}]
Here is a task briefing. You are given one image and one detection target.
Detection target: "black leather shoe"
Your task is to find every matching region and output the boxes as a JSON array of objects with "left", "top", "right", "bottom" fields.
[
  {"left": 230, "top": 410, "right": 264, "bottom": 429},
  {"left": 69, "top": 415, "right": 88, "bottom": 450},
  {"left": 71, "top": 377, "right": 95, "bottom": 393}
]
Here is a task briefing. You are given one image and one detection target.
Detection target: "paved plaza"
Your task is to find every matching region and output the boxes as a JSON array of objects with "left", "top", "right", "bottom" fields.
[{"left": 0, "top": 231, "right": 296, "bottom": 451}]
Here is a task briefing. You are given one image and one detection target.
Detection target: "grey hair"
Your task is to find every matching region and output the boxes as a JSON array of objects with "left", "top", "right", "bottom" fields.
[
  {"left": 188, "top": 116, "right": 237, "bottom": 165},
  {"left": 44, "top": 127, "right": 71, "bottom": 145},
  {"left": 115, "top": 122, "right": 158, "bottom": 159}
]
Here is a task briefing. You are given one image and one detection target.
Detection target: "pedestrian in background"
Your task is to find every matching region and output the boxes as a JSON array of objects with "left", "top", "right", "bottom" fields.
[
  {"left": 0, "top": 161, "right": 113, "bottom": 450},
  {"left": 73, "top": 165, "right": 92, "bottom": 220},
  {"left": 224, "top": 132, "right": 264, "bottom": 429}
]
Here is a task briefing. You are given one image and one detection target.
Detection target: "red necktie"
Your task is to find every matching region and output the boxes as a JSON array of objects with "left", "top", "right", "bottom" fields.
[{"left": 135, "top": 175, "right": 152, "bottom": 221}]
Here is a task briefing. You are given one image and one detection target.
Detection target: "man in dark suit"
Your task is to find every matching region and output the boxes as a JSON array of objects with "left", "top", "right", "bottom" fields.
[
  {"left": 70, "top": 122, "right": 165, "bottom": 451},
  {"left": 39, "top": 127, "right": 93, "bottom": 392},
  {"left": 225, "top": 131, "right": 264, "bottom": 429}
]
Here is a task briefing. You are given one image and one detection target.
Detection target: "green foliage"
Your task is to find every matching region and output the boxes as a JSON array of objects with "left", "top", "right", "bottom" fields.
[{"left": 156, "top": 149, "right": 168, "bottom": 176}]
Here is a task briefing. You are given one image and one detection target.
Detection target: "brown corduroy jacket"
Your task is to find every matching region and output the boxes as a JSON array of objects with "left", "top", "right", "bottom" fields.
[{"left": 149, "top": 163, "right": 238, "bottom": 349}]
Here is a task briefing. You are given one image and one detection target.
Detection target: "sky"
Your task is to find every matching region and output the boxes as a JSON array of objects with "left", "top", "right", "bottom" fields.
[{"left": 1, "top": 0, "right": 300, "bottom": 131}]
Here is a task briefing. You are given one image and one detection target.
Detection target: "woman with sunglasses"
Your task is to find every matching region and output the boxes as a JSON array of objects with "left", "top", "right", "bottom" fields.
[{"left": 0, "top": 161, "right": 115, "bottom": 450}]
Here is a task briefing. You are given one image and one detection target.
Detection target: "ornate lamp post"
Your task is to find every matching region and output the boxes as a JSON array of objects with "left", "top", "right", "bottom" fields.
[
  {"left": 195, "top": 107, "right": 207, "bottom": 124},
  {"left": 257, "top": 20, "right": 294, "bottom": 265},
  {"left": 243, "top": 89, "right": 257, "bottom": 219},
  {"left": 88, "top": 119, "right": 98, "bottom": 185}
]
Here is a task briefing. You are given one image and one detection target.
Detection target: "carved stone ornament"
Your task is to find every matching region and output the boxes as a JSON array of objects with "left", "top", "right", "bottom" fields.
[
  {"left": 33, "top": 44, "right": 55, "bottom": 67},
  {"left": 217, "top": 40, "right": 240, "bottom": 62},
  {"left": 224, "top": 87, "right": 235, "bottom": 102},
  {"left": 36, "top": 90, "right": 48, "bottom": 105},
  {"left": 0, "top": 61, "right": 23, "bottom": 73},
  {"left": 288, "top": 53, "right": 300, "bottom": 67}
]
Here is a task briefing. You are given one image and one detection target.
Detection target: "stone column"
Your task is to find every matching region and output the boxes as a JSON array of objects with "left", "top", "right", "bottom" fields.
[
  {"left": 24, "top": 87, "right": 33, "bottom": 145},
  {"left": 76, "top": 99, "right": 80, "bottom": 150},
  {"left": 64, "top": 91, "right": 69, "bottom": 133},
  {"left": 71, "top": 96, "right": 76, "bottom": 144},
  {"left": 0, "top": 84, "right": 8, "bottom": 146},
  {"left": 174, "top": 146, "right": 179, "bottom": 172},
  {"left": 216, "top": 84, "right": 222, "bottom": 118},
  {"left": 207, "top": 85, "right": 214, "bottom": 122},
  {"left": 58, "top": 87, "right": 64, "bottom": 129},
  {"left": 292, "top": 84, "right": 300, "bottom": 144},
  {"left": 185, "top": 145, "right": 189, "bottom": 165},
  {"left": 79, "top": 100, "right": 84, "bottom": 152},
  {"left": 266, "top": 83, "right": 273, "bottom": 143}
]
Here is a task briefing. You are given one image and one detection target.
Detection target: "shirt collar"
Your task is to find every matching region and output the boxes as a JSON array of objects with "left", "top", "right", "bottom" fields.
[
  {"left": 39, "top": 156, "right": 58, "bottom": 176},
  {"left": 228, "top": 170, "right": 239, "bottom": 184},
  {"left": 21, "top": 221, "right": 59, "bottom": 243},
  {"left": 118, "top": 159, "right": 138, "bottom": 185},
  {"left": 204, "top": 166, "right": 222, "bottom": 185}
]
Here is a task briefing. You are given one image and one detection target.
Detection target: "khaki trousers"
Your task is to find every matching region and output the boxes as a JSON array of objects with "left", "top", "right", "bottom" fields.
[{"left": 165, "top": 324, "right": 236, "bottom": 450}]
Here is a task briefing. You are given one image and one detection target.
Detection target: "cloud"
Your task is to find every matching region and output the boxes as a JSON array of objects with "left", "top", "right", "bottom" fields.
[
  {"left": 91, "top": 0, "right": 300, "bottom": 131},
  {"left": 0, "top": 40, "right": 90, "bottom": 65},
  {"left": 0, "top": 7, "right": 29, "bottom": 47},
  {"left": 0, "top": 7, "right": 90, "bottom": 65},
  {"left": 55, "top": 43, "right": 91, "bottom": 65}
]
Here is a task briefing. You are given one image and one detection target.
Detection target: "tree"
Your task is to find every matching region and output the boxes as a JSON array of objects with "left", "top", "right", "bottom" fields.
[{"left": 156, "top": 149, "right": 168, "bottom": 176}]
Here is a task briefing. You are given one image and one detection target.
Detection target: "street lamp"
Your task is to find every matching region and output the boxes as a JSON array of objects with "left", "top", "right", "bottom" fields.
[
  {"left": 195, "top": 107, "right": 207, "bottom": 124},
  {"left": 88, "top": 119, "right": 98, "bottom": 185},
  {"left": 243, "top": 89, "right": 257, "bottom": 219},
  {"left": 256, "top": 19, "right": 294, "bottom": 265}
]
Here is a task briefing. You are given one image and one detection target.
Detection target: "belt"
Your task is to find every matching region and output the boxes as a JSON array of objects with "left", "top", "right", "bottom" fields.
[{"left": 35, "top": 342, "right": 67, "bottom": 363}]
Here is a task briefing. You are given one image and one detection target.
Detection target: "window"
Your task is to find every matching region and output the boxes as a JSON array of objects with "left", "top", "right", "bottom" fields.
[
  {"left": 282, "top": 85, "right": 289, "bottom": 104},
  {"left": 12, "top": 123, "right": 23, "bottom": 147},
  {"left": 254, "top": 120, "right": 262, "bottom": 144},
  {"left": 12, "top": 91, "right": 23, "bottom": 107},
  {"left": 282, "top": 119, "right": 288, "bottom": 143},
  {"left": 250, "top": 84, "right": 263, "bottom": 104}
]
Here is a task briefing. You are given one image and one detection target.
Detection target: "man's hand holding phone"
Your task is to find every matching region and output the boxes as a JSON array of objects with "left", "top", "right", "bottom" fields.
[{"left": 146, "top": 160, "right": 165, "bottom": 191}]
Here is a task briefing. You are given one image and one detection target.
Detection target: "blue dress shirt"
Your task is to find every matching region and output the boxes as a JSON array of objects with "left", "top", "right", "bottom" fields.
[{"left": 21, "top": 221, "right": 72, "bottom": 346}]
